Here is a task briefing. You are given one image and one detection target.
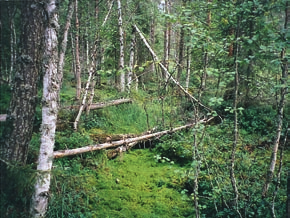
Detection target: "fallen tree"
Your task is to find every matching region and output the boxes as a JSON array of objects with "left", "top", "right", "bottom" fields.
[
  {"left": 62, "top": 98, "right": 132, "bottom": 110},
  {"left": 53, "top": 117, "right": 213, "bottom": 158},
  {"left": 0, "top": 99, "right": 133, "bottom": 122}
]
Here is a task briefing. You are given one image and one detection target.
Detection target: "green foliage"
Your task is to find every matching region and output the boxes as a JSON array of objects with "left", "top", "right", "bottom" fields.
[
  {"left": 0, "top": 164, "right": 36, "bottom": 217},
  {"left": 239, "top": 106, "right": 276, "bottom": 135},
  {"left": 55, "top": 131, "right": 92, "bottom": 150}
]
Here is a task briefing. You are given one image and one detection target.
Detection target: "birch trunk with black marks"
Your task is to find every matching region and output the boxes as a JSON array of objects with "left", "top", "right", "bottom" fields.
[
  {"left": 163, "top": 0, "right": 170, "bottom": 79},
  {"left": 117, "top": 0, "right": 125, "bottom": 92},
  {"left": 262, "top": 1, "right": 289, "bottom": 198},
  {"left": 0, "top": 1, "right": 44, "bottom": 164},
  {"left": 127, "top": 27, "right": 136, "bottom": 91},
  {"left": 30, "top": 1, "right": 59, "bottom": 216}
]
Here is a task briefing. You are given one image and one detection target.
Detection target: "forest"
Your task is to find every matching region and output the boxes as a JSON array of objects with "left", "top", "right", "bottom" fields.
[{"left": 0, "top": 0, "right": 289, "bottom": 217}]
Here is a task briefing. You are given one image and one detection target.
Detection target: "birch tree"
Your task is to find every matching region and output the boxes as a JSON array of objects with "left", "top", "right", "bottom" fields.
[
  {"left": 117, "top": 0, "right": 125, "bottom": 92},
  {"left": 0, "top": 1, "right": 44, "bottom": 164},
  {"left": 31, "top": 0, "right": 74, "bottom": 215}
]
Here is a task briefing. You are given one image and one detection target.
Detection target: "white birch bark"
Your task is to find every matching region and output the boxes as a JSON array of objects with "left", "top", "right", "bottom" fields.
[
  {"left": 117, "top": 0, "right": 125, "bottom": 92},
  {"left": 30, "top": 1, "right": 59, "bottom": 217},
  {"left": 127, "top": 28, "right": 136, "bottom": 91}
]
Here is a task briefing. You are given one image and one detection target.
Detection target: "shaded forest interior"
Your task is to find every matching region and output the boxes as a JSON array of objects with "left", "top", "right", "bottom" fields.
[{"left": 0, "top": 0, "right": 290, "bottom": 217}]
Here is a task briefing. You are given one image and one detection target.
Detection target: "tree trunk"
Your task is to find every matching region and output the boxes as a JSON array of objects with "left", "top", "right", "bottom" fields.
[
  {"left": 185, "top": 46, "right": 191, "bottom": 91},
  {"left": 177, "top": 26, "right": 184, "bottom": 83},
  {"left": 30, "top": 1, "right": 59, "bottom": 216},
  {"left": 74, "top": 46, "right": 98, "bottom": 130},
  {"left": 262, "top": 1, "right": 289, "bottom": 198},
  {"left": 58, "top": 0, "right": 74, "bottom": 89},
  {"left": 230, "top": 17, "right": 242, "bottom": 218},
  {"left": 117, "top": 0, "right": 125, "bottom": 92},
  {"left": 0, "top": 1, "right": 44, "bottom": 165},
  {"left": 75, "top": 0, "right": 81, "bottom": 100},
  {"left": 127, "top": 27, "right": 136, "bottom": 91},
  {"left": 9, "top": 5, "right": 16, "bottom": 85}
]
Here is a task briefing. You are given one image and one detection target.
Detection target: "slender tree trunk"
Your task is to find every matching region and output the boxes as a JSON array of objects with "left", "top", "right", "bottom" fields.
[
  {"left": 185, "top": 46, "right": 191, "bottom": 91},
  {"left": 177, "top": 26, "right": 184, "bottom": 83},
  {"left": 230, "top": 17, "right": 242, "bottom": 218},
  {"left": 9, "top": 5, "right": 16, "bottom": 85},
  {"left": 102, "top": 0, "right": 115, "bottom": 27},
  {"left": 75, "top": 0, "right": 81, "bottom": 100},
  {"left": 117, "top": 0, "right": 125, "bottom": 92},
  {"left": 71, "top": 32, "right": 76, "bottom": 79},
  {"left": 127, "top": 27, "right": 136, "bottom": 91},
  {"left": 262, "top": 1, "right": 289, "bottom": 198},
  {"left": 30, "top": 1, "right": 59, "bottom": 216},
  {"left": 58, "top": 0, "right": 74, "bottom": 89},
  {"left": 0, "top": 1, "right": 44, "bottom": 164},
  {"left": 199, "top": 0, "right": 211, "bottom": 98},
  {"left": 163, "top": 0, "right": 170, "bottom": 79},
  {"left": 150, "top": 16, "right": 155, "bottom": 74}
]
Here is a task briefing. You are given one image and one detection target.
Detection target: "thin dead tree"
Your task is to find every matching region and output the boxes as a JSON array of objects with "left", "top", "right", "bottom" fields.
[
  {"left": 133, "top": 24, "right": 213, "bottom": 113},
  {"left": 229, "top": 17, "right": 242, "bottom": 218},
  {"left": 262, "top": 1, "right": 289, "bottom": 198}
]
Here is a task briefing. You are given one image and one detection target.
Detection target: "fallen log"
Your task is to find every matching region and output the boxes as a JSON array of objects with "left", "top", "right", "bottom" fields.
[
  {"left": 53, "top": 117, "right": 213, "bottom": 158},
  {"left": 61, "top": 98, "right": 132, "bottom": 110}
]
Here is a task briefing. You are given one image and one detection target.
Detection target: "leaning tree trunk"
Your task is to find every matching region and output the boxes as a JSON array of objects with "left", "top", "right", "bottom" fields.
[
  {"left": 117, "top": 0, "right": 125, "bottom": 92},
  {"left": 30, "top": 1, "right": 60, "bottom": 216},
  {"left": 262, "top": 1, "right": 289, "bottom": 198},
  {"left": 0, "top": 1, "right": 44, "bottom": 165}
]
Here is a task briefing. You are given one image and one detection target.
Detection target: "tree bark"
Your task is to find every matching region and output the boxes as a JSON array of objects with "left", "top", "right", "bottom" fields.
[
  {"left": 75, "top": 0, "right": 81, "bottom": 100},
  {"left": 117, "top": 0, "right": 125, "bottom": 92},
  {"left": 127, "top": 27, "right": 136, "bottom": 91},
  {"left": 54, "top": 118, "right": 213, "bottom": 158},
  {"left": 30, "top": 1, "right": 59, "bottom": 216},
  {"left": 0, "top": 1, "right": 44, "bottom": 164}
]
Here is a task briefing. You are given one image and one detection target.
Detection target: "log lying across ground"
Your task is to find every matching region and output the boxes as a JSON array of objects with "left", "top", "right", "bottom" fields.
[
  {"left": 53, "top": 117, "right": 213, "bottom": 158},
  {"left": 62, "top": 98, "right": 132, "bottom": 110}
]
